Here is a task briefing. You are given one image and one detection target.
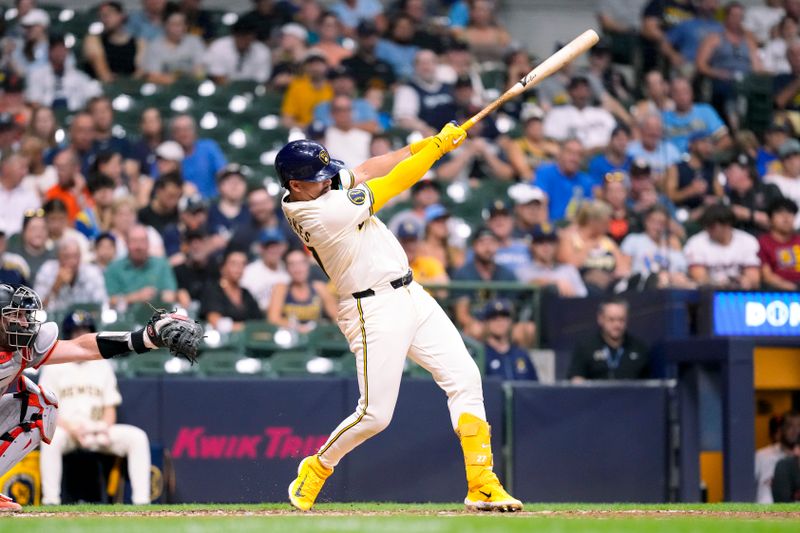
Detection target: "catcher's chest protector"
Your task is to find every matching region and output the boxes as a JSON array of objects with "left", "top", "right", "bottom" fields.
[{"left": 0, "top": 323, "right": 58, "bottom": 396}]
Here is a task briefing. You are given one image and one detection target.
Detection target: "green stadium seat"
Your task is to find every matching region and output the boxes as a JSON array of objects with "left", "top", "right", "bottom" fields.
[
  {"left": 269, "top": 350, "right": 343, "bottom": 377},
  {"left": 307, "top": 323, "right": 349, "bottom": 358},
  {"left": 121, "top": 350, "right": 171, "bottom": 377},
  {"left": 241, "top": 321, "right": 307, "bottom": 357},
  {"left": 196, "top": 349, "right": 272, "bottom": 377}
]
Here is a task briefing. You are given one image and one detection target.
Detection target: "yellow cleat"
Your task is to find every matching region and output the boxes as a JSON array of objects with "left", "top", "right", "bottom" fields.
[
  {"left": 288, "top": 455, "right": 333, "bottom": 511},
  {"left": 464, "top": 471, "right": 523, "bottom": 512}
]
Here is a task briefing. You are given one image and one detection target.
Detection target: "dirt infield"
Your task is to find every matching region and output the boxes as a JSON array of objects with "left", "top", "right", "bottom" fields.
[{"left": 11, "top": 508, "right": 800, "bottom": 519}]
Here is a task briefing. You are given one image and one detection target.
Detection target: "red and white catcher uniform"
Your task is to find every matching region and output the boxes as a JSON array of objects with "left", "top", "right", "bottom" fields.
[{"left": 0, "top": 322, "right": 59, "bottom": 511}]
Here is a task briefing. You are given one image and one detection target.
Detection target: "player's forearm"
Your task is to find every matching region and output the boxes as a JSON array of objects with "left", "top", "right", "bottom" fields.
[
  {"left": 45, "top": 326, "right": 158, "bottom": 366},
  {"left": 366, "top": 142, "right": 443, "bottom": 212}
]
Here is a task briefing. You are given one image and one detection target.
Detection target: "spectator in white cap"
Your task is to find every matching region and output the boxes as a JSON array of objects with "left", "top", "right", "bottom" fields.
[
  {"left": 508, "top": 183, "right": 549, "bottom": 239},
  {"left": 765, "top": 138, "right": 800, "bottom": 221},
  {"left": 155, "top": 140, "right": 184, "bottom": 175},
  {"left": 11, "top": 8, "right": 51, "bottom": 75},
  {"left": 269, "top": 23, "right": 309, "bottom": 89}
]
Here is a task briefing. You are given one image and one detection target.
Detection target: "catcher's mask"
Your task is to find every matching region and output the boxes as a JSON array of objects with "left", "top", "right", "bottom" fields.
[{"left": 0, "top": 285, "right": 46, "bottom": 353}]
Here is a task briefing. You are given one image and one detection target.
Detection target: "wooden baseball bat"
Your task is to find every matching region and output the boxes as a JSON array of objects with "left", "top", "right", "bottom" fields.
[{"left": 460, "top": 29, "right": 600, "bottom": 132}]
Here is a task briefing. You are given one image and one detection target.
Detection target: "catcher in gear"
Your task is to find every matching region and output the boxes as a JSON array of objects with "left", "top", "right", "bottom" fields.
[{"left": 0, "top": 284, "right": 202, "bottom": 511}]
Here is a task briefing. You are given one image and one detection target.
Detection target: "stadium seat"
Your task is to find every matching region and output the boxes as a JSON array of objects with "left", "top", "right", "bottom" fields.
[
  {"left": 196, "top": 349, "right": 273, "bottom": 377},
  {"left": 307, "top": 323, "right": 349, "bottom": 358},
  {"left": 241, "top": 321, "right": 307, "bottom": 357},
  {"left": 267, "top": 350, "right": 317, "bottom": 377},
  {"left": 120, "top": 350, "right": 171, "bottom": 377}
]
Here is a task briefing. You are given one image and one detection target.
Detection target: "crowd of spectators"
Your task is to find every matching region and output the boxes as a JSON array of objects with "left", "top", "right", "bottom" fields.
[{"left": 0, "top": 0, "right": 798, "bottom": 395}]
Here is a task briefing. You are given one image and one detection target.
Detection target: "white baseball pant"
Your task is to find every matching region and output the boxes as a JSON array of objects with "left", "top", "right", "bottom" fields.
[
  {"left": 317, "top": 281, "right": 485, "bottom": 469},
  {"left": 39, "top": 424, "right": 151, "bottom": 505}
]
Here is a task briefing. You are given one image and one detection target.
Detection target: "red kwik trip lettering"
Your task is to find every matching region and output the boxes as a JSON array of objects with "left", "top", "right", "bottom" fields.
[
  {"left": 172, "top": 426, "right": 325, "bottom": 460},
  {"left": 172, "top": 427, "right": 204, "bottom": 458},
  {"left": 264, "top": 427, "right": 293, "bottom": 458},
  {"left": 280, "top": 435, "right": 304, "bottom": 458}
]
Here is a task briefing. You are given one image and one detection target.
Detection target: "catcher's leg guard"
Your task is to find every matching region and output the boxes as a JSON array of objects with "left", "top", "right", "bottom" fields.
[
  {"left": 0, "top": 377, "right": 59, "bottom": 479},
  {"left": 456, "top": 413, "right": 522, "bottom": 512}
]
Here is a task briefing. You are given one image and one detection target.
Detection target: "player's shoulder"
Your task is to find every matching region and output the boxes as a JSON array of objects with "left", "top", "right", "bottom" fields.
[{"left": 35, "top": 322, "right": 59, "bottom": 356}]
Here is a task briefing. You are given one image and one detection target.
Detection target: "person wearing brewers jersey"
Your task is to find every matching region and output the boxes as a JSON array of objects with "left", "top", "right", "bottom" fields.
[
  {"left": 38, "top": 311, "right": 152, "bottom": 505},
  {"left": 0, "top": 284, "right": 195, "bottom": 511},
  {"left": 278, "top": 123, "right": 522, "bottom": 512}
]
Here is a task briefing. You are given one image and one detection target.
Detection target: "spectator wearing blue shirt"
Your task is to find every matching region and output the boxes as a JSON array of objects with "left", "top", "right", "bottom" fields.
[
  {"left": 757, "top": 120, "right": 791, "bottom": 177},
  {"left": 588, "top": 124, "right": 633, "bottom": 186},
  {"left": 626, "top": 113, "right": 682, "bottom": 183},
  {"left": 170, "top": 114, "right": 227, "bottom": 198},
  {"left": 663, "top": 0, "right": 723, "bottom": 66},
  {"left": 331, "top": 0, "right": 385, "bottom": 34},
  {"left": 452, "top": 227, "right": 518, "bottom": 340},
  {"left": 485, "top": 199, "right": 532, "bottom": 274},
  {"left": 534, "top": 139, "right": 596, "bottom": 221},
  {"left": 127, "top": 0, "right": 166, "bottom": 41},
  {"left": 482, "top": 299, "right": 538, "bottom": 381},
  {"left": 375, "top": 14, "right": 420, "bottom": 80},
  {"left": 312, "top": 67, "right": 380, "bottom": 133},
  {"left": 662, "top": 77, "right": 730, "bottom": 154}
]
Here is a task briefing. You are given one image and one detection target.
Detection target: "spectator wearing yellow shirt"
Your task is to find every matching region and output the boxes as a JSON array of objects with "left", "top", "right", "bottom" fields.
[
  {"left": 281, "top": 52, "right": 333, "bottom": 128},
  {"left": 396, "top": 220, "right": 448, "bottom": 285}
]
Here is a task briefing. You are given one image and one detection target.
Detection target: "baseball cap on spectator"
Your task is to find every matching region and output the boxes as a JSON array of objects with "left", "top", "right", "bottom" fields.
[
  {"left": 357, "top": 20, "right": 379, "bottom": 37},
  {"left": 179, "top": 194, "right": 208, "bottom": 213},
  {"left": 155, "top": 141, "right": 185, "bottom": 162},
  {"left": 567, "top": 75, "right": 590, "bottom": 90},
  {"left": 306, "top": 120, "right": 327, "bottom": 139},
  {"left": 590, "top": 37, "right": 612, "bottom": 55},
  {"left": 327, "top": 65, "right": 354, "bottom": 81},
  {"left": 530, "top": 223, "right": 558, "bottom": 243},
  {"left": 700, "top": 204, "right": 736, "bottom": 228},
  {"left": 630, "top": 159, "right": 651, "bottom": 178},
  {"left": 470, "top": 226, "right": 498, "bottom": 244},
  {"left": 481, "top": 298, "right": 513, "bottom": 320},
  {"left": 424, "top": 204, "right": 450, "bottom": 224},
  {"left": 304, "top": 50, "right": 328, "bottom": 64},
  {"left": 486, "top": 199, "right": 512, "bottom": 218},
  {"left": 281, "top": 23, "right": 309, "bottom": 42},
  {"left": 21, "top": 8, "right": 50, "bottom": 28},
  {"left": 231, "top": 17, "right": 259, "bottom": 35},
  {"left": 508, "top": 183, "right": 547, "bottom": 205},
  {"left": 688, "top": 129, "right": 712, "bottom": 144},
  {"left": 412, "top": 179, "right": 441, "bottom": 195},
  {"left": 778, "top": 138, "right": 800, "bottom": 159},
  {"left": 259, "top": 228, "right": 287, "bottom": 246},
  {"left": 765, "top": 119, "right": 792, "bottom": 135},
  {"left": 455, "top": 75, "right": 473, "bottom": 89},
  {"left": 519, "top": 105, "right": 545, "bottom": 123},
  {"left": 217, "top": 163, "right": 250, "bottom": 182},
  {"left": 397, "top": 219, "right": 423, "bottom": 241},
  {"left": 95, "top": 232, "right": 116, "bottom": 245},
  {"left": 722, "top": 152, "right": 753, "bottom": 169}
]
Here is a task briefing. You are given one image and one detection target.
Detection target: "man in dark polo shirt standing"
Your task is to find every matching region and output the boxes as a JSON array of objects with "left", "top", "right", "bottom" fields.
[{"left": 568, "top": 298, "right": 649, "bottom": 381}]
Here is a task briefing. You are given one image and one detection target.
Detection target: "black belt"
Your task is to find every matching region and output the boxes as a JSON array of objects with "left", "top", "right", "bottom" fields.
[{"left": 352, "top": 271, "right": 413, "bottom": 299}]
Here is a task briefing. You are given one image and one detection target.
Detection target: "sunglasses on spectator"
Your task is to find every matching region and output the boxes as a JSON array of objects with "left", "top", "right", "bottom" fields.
[
  {"left": 24, "top": 208, "right": 45, "bottom": 219},
  {"left": 604, "top": 171, "right": 626, "bottom": 183}
]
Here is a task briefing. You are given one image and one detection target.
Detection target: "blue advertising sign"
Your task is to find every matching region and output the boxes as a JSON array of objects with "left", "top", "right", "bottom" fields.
[{"left": 713, "top": 292, "right": 800, "bottom": 336}]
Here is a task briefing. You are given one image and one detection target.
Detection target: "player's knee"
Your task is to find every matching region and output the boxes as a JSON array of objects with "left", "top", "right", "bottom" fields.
[{"left": 362, "top": 409, "right": 393, "bottom": 435}]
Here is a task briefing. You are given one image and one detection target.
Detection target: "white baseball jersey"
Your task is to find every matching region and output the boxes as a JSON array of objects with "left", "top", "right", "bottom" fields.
[
  {"left": 38, "top": 359, "right": 122, "bottom": 424},
  {"left": 0, "top": 322, "right": 59, "bottom": 395},
  {"left": 281, "top": 182, "right": 410, "bottom": 297}
]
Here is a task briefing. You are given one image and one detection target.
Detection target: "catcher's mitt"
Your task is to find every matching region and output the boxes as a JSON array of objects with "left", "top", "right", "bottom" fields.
[{"left": 145, "top": 310, "right": 204, "bottom": 363}]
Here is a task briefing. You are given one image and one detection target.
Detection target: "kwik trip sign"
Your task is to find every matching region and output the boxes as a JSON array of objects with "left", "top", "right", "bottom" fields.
[{"left": 714, "top": 292, "right": 800, "bottom": 336}]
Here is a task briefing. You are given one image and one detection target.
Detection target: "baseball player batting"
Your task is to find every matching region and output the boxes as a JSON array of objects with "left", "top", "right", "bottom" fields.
[
  {"left": 279, "top": 123, "right": 522, "bottom": 512},
  {"left": 0, "top": 284, "right": 201, "bottom": 511}
]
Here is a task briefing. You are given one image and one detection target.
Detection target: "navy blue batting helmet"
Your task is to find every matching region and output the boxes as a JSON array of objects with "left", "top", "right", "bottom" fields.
[{"left": 275, "top": 140, "right": 345, "bottom": 189}]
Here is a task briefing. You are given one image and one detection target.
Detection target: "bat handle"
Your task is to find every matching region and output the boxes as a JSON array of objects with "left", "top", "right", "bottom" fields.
[{"left": 460, "top": 117, "right": 477, "bottom": 132}]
